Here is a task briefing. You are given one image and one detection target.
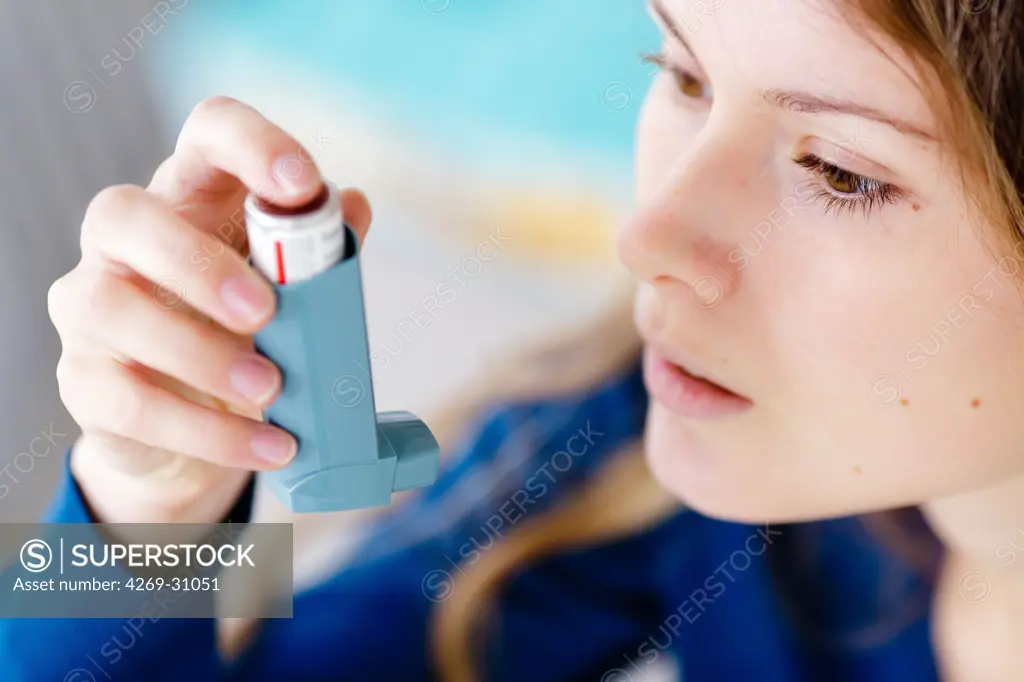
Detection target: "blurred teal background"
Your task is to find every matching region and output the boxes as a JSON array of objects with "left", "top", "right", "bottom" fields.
[
  {"left": 145, "top": 0, "right": 662, "bottom": 420},
  {"left": 154, "top": 0, "right": 658, "bottom": 181}
]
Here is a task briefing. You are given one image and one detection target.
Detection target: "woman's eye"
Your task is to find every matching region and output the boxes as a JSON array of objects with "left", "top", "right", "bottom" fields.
[
  {"left": 820, "top": 164, "right": 878, "bottom": 195},
  {"left": 672, "top": 69, "right": 711, "bottom": 99},
  {"left": 793, "top": 154, "right": 904, "bottom": 218},
  {"left": 641, "top": 52, "right": 713, "bottom": 101}
]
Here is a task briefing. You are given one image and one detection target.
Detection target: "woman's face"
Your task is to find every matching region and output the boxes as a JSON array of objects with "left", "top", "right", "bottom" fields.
[{"left": 621, "top": 0, "right": 1024, "bottom": 523}]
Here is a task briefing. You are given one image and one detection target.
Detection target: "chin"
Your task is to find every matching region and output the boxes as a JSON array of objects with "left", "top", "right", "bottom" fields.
[{"left": 642, "top": 402, "right": 831, "bottom": 526}]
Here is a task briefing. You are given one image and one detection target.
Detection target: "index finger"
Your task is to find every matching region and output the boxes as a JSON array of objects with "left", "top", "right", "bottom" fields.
[{"left": 152, "top": 96, "right": 324, "bottom": 210}]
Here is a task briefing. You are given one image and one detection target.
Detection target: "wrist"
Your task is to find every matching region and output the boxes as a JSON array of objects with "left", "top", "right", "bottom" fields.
[{"left": 70, "top": 435, "right": 252, "bottom": 524}]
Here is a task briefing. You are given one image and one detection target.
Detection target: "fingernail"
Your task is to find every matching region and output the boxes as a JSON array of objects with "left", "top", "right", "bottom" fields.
[
  {"left": 229, "top": 355, "right": 279, "bottom": 404},
  {"left": 221, "top": 275, "right": 272, "bottom": 324},
  {"left": 250, "top": 427, "right": 296, "bottom": 466},
  {"left": 272, "top": 154, "right": 318, "bottom": 196}
]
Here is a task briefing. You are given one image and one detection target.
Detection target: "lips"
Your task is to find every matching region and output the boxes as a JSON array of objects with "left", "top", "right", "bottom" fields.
[{"left": 641, "top": 342, "right": 753, "bottom": 419}]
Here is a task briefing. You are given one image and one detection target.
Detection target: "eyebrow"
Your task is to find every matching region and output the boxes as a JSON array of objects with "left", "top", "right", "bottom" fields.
[
  {"left": 763, "top": 90, "right": 936, "bottom": 141},
  {"left": 647, "top": 0, "right": 937, "bottom": 142}
]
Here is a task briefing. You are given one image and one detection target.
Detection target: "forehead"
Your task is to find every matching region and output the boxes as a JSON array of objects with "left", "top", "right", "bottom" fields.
[{"left": 657, "top": 0, "right": 937, "bottom": 132}]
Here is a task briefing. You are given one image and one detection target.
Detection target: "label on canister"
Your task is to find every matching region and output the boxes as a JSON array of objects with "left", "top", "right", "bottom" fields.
[{"left": 244, "top": 184, "right": 346, "bottom": 285}]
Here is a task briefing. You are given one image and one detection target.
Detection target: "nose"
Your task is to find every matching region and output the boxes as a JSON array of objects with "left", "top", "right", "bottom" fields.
[{"left": 617, "top": 139, "right": 746, "bottom": 307}]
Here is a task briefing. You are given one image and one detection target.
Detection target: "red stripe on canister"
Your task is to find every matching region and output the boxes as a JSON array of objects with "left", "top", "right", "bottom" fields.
[{"left": 274, "top": 241, "right": 286, "bottom": 284}]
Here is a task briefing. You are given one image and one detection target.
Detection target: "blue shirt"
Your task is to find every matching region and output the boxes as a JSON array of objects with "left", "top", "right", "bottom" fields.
[{"left": 0, "top": 358, "right": 941, "bottom": 681}]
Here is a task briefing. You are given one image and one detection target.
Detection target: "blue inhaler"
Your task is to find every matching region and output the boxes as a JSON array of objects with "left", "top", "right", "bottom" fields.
[{"left": 244, "top": 183, "right": 439, "bottom": 513}]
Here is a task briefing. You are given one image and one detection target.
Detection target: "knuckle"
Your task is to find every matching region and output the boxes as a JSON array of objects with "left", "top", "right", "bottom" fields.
[
  {"left": 50, "top": 272, "right": 91, "bottom": 332},
  {"left": 179, "top": 96, "right": 248, "bottom": 146},
  {"left": 48, "top": 272, "right": 92, "bottom": 339},
  {"left": 46, "top": 275, "right": 69, "bottom": 328},
  {"left": 55, "top": 356, "right": 90, "bottom": 426},
  {"left": 54, "top": 356, "right": 75, "bottom": 402},
  {"left": 86, "top": 184, "right": 143, "bottom": 220},
  {"left": 75, "top": 269, "right": 124, "bottom": 328},
  {"left": 82, "top": 184, "right": 144, "bottom": 247},
  {"left": 190, "top": 95, "right": 242, "bottom": 119}
]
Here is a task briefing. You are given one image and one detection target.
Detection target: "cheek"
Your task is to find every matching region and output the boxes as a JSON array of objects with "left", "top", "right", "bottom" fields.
[
  {"left": 640, "top": 209, "right": 1024, "bottom": 521},
  {"left": 765, "top": 231, "right": 1024, "bottom": 490}
]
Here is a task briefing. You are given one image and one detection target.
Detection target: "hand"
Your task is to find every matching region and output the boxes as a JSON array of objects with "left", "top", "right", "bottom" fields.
[{"left": 48, "top": 96, "right": 373, "bottom": 523}]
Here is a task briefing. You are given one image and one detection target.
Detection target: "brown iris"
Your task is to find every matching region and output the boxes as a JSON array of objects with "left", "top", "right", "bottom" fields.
[
  {"left": 640, "top": 52, "right": 709, "bottom": 100},
  {"left": 821, "top": 165, "right": 869, "bottom": 194},
  {"left": 672, "top": 69, "right": 706, "bottom": 99}
]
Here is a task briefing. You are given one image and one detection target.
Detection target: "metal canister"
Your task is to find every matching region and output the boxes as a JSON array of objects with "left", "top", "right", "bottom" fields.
[{"left": 244, "top": 182, "right": 346, "bottom": 285}]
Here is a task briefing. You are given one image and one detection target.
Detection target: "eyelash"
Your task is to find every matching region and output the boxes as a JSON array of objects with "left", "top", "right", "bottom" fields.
[
  {"left": 640, "top": 51, "right": 904, "bottom": 218},
  {"left": 793, "top": 155, "right": 903, "bottom": 218}
]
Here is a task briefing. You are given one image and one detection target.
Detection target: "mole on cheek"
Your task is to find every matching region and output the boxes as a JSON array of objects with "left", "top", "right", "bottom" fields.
[
  {"left": 900, "top": 398, "right": 909, "bottom": 406},
  {"left": 971, "top": 397, "right": 982, "bottom": 409},
  {"left": 853, "top": 465, "right": 863, "bottom": 474},
  {"left": 912, "top": 203, "right": 921, "bottom": 212}
]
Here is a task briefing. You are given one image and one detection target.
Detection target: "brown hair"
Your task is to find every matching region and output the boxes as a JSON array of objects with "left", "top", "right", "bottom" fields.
[
  {"left": 427, "top": 2, "right": 1024, "bottom": 680},
  {"left": 844, "top": 0, "right": 1024, "bottom": 257}
]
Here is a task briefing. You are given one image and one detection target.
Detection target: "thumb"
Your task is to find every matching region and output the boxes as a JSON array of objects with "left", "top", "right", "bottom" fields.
[{"left": 339, "top": 187, "right": 372, "bottom": 246}]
